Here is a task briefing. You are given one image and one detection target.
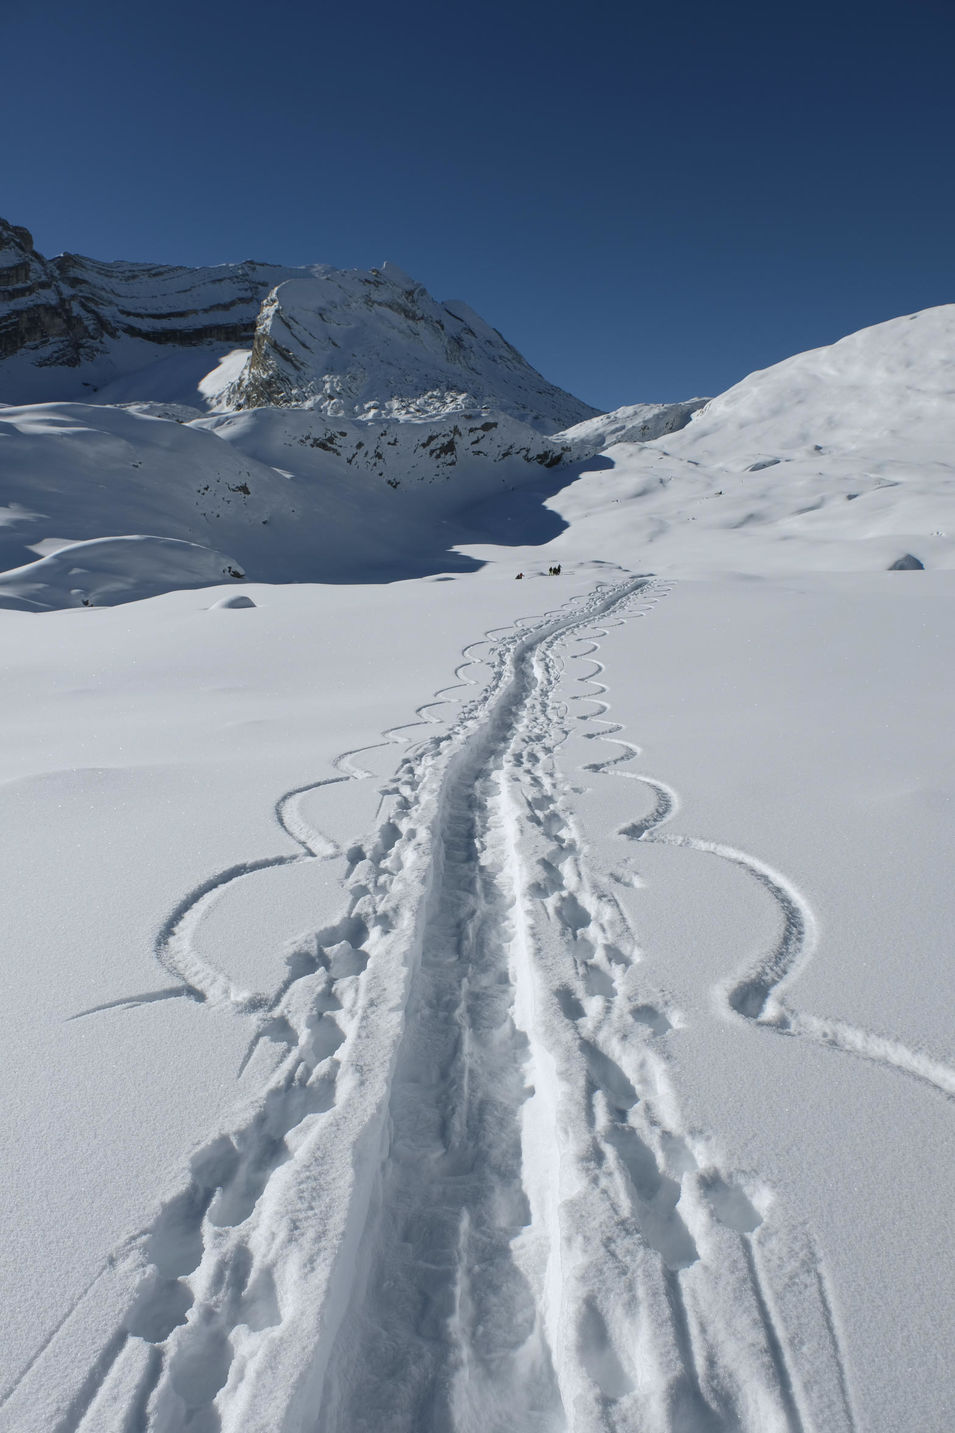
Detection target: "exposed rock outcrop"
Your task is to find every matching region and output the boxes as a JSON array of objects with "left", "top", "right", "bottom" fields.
[
  {"left": 889, "top": 553, "right": 924, "bottom": 570},
  {"left": 0, "top": 219, "right": 100, "bottom": 366}
]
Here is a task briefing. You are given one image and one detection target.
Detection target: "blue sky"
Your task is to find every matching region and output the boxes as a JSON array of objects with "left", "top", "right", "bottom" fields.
[{"left": 4, "top": 0, "right": 953, "bottom": 410}]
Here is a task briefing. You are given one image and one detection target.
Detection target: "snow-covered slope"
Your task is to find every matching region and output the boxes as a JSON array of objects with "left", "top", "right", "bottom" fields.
[
  {"left": 3, "top": 303, "right": 953, "bottom": 610},
  {"left": 0, "top": 216, "right": 617, "bottom": 605},
  {"left": 1, "top": 569, "right": 953, "bottom": 1433},
  {"left": 685, "top": 302, "right": 955, "bottom": 456},
  {"left": 531, "top": 305, "right": 955, "bottom": 576}
]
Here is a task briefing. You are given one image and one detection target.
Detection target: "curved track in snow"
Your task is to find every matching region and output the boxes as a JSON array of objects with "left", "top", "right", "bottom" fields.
[
  {"left": 2, "top": 578, "right": 862, "bottom": 1433},
  {"left": 581, "top": 681, "right": 955, "bottom": 1103}
]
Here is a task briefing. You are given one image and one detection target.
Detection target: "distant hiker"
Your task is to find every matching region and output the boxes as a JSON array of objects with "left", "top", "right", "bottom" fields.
[
  {"left": 547, "top": 564, "right": 562, "bottom": 576},
  {"left": 515, "top": 571, "right": 524, "bottom": 579}
]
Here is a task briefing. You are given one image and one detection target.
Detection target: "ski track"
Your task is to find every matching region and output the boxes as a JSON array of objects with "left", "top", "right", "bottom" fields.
[
  {"left": 6, "top": 572, "right": 909, "bottom": 1432},
  {"left": 577, "top": 639, "right": 955, "bottom": 1104},
  {"left": 530, "top": 598, "right": 856, "bottom": 1433}
]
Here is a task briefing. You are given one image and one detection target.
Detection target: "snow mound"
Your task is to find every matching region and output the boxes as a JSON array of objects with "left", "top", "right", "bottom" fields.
[
  {"left": 0, "top": 402, "right": 285, "bottom": 577},
  {"left": 0, "top": 535, "right": 244, "bottom": 610},
  {"left": 211, "top": 593, "right": 257, "bottom": 608}
]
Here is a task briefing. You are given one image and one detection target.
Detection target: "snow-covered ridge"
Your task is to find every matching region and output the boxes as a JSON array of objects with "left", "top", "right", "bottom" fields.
[
  {"left": 198, "top": 405, "right": 569, "bottom": 485},
  {"left": 679, "top": 302, "right": 955, "bottom": 459},
  {"left": 220, "top": 264, "right": 595, "bottom": 430}
]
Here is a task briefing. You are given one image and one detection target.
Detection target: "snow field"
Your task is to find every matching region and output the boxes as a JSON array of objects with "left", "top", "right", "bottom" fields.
[
  {"left": 0, "top": 575, "right": 870, "bottom": 1432},
  {"left": 567, "top": 574, "right": 955, "bottom": 1432}
]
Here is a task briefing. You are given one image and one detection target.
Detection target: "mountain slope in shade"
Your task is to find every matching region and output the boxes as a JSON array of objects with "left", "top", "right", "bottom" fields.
[{"left": 0, "top": 400, "right": 576, "bottom": 608}]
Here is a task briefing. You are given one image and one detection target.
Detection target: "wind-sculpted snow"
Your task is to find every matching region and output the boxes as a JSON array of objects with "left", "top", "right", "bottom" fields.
[{"left": 0, "top": 578, "right": 867, "bottom": 1433}]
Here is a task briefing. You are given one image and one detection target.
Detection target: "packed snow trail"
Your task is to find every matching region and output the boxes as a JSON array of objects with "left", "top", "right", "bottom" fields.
[{"left": 0, "top": 578, "right": 855, "bottom": 1433}]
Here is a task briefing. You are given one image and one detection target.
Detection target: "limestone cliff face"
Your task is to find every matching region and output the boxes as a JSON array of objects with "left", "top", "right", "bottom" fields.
[
  {"left": 50, "top": 251, "right": 293, "bottom": 349},
  {"left": 0, "top": 220, "right": 101, "bottom": 365},
  {"left": 0, "top": 217, "right": 299, "bottom": 401}
]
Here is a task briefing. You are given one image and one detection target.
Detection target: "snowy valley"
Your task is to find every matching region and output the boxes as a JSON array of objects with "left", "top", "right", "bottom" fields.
[{"left": 0, "top": 218, "right": 953, "bottom": 1433}]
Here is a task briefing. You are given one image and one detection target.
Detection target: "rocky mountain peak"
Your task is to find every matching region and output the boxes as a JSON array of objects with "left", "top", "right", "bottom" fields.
[
  {"left": 220, "top": 264, "right": 595, "bottom": 429},
  {"left": 0, "top": 218, "right": 598, "bottom": 429}
]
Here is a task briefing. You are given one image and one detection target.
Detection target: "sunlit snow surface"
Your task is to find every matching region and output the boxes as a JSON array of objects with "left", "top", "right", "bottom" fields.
[{"left": 0, "top": 307, "right": 953, "bottom": 1432}]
